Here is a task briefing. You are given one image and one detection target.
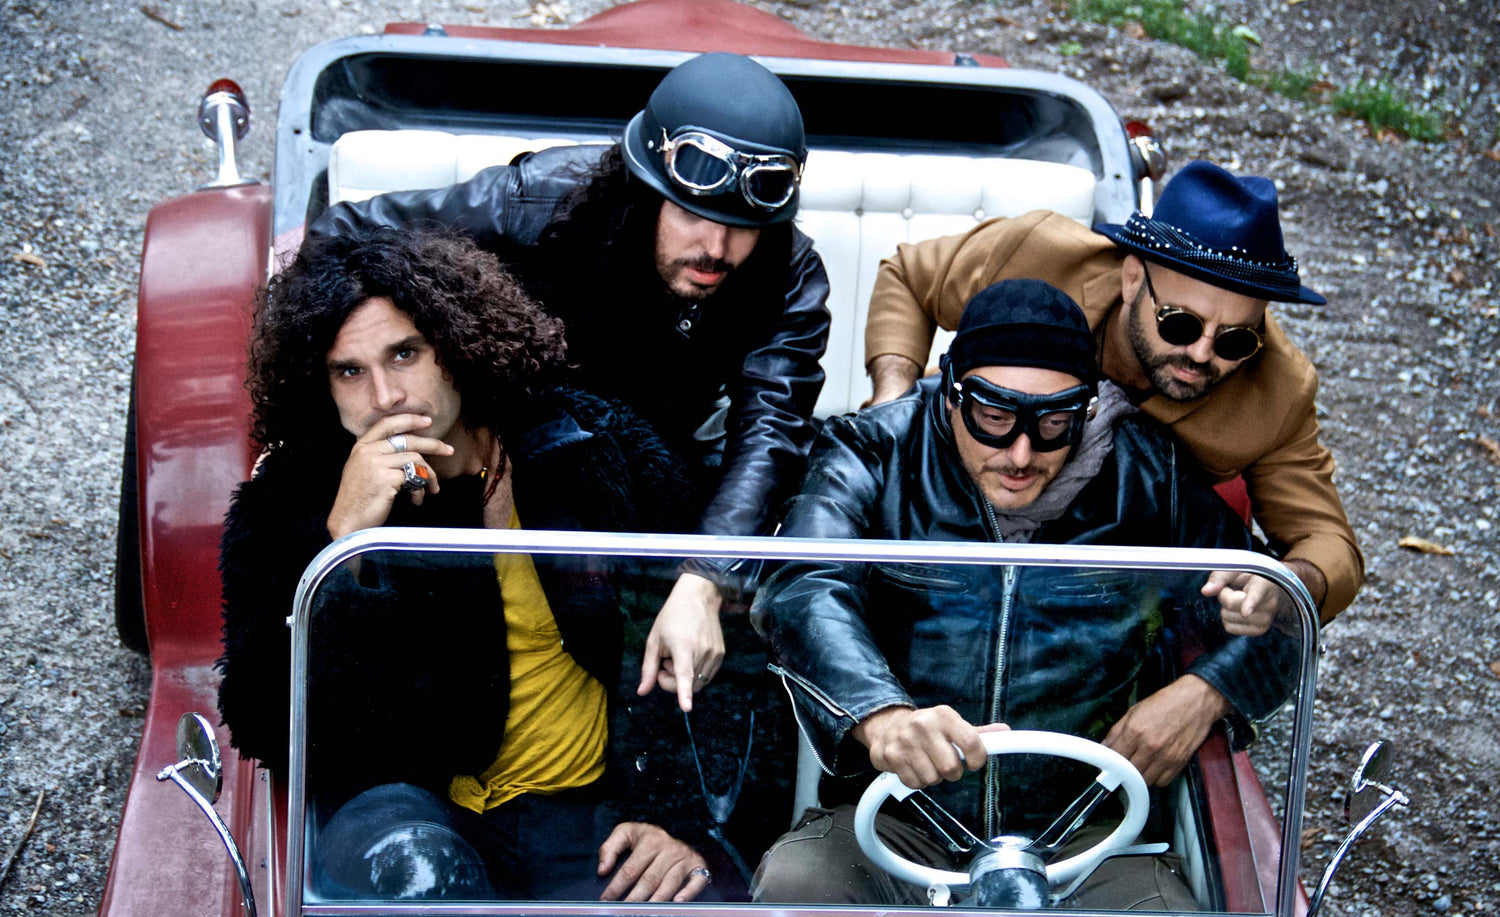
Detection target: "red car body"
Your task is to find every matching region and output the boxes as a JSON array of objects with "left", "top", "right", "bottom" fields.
[{"left": 103, "top": 2, "right": 1291, "bottom": 915}]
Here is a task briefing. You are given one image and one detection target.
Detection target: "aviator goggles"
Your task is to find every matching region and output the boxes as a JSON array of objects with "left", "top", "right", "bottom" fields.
[
  {"left": 657, "top": 128, "right": 802, "bottom": 212},
  {"left": 1143, "top": 264, "right": 1265, "bottom": 362},
  {"left": 948, "top": 375, "right": 1095, "bottom": 453}
]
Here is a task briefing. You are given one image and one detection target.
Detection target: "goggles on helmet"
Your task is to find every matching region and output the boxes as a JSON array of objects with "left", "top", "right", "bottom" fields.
[
  {"left": 948, "top": 376, "right": 1095, "bottom": 453},
  {"left": 657, "top": 128, "right": 802, "bottom": 212}
]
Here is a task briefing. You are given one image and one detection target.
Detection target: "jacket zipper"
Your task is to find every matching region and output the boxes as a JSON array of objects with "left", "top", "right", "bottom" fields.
[
  {"left": 768, "top": 663, "right": 854, "bottom": 776},
  {"left": 983, "top": 564, "right": 1017, "bottom": 838},
  {"left": 978, "top": 496, "right": 1017, "bottom": 840}
]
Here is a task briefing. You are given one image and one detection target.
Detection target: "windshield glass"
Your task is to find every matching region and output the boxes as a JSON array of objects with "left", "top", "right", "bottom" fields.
[{"left": 288, "top": 532, "right": 1311, "bottom": 916}]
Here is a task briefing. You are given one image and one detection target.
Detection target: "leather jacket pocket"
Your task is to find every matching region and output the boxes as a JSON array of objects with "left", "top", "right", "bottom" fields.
[{"left": 873, "top": 563, "right": 972, "bottom": 593}]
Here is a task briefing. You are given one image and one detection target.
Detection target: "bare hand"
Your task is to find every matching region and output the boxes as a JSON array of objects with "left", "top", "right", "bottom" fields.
[
  {"left": 325, "top": 414, "right": 453, "bottom": 540},
  {"left": 596, "top": 822, "right": 710, "bottom": 902},
  {"left": 867, "top": 353, "right": 923, "bottom": 406},
  {"left": 638, "top": 572, "right": 725, "bottom": 712},
  {"left": 853, "top": 705, "right": 1008, "bottom": 789},
  {"left": 1202, "top": 571, "right": 1290, "bottom": 637},
  {"left": 1103, "top": 675, "right": 1231, "bottom": 786}
]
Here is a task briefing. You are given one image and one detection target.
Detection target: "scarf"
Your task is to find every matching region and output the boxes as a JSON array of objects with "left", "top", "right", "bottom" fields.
[{"left": 986, "top": 379, "right": 1137, "bottom": 543}]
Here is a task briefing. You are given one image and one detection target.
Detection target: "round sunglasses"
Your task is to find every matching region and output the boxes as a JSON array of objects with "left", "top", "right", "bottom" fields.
[{"left": 1142, "top": 265, "right": 1264, "bottom": 362}]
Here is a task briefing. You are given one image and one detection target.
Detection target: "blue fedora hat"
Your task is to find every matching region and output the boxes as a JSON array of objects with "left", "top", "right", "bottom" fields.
[{"left": 1094, "top": 160, "right": 1325, "bottom": 305}]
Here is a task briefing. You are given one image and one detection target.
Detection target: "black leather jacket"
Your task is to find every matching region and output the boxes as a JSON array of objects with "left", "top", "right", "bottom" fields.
[
  {"left": 308, "top": 145, "right": 831, "bottom": 544},
  {"left": 751, "top": 378, "right": 1298, "bottom": 835}
]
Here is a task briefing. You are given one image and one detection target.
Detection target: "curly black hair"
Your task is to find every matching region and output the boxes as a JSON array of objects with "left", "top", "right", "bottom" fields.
[{"left": 247, "top": 227, "right": 568, "bottom": 455}]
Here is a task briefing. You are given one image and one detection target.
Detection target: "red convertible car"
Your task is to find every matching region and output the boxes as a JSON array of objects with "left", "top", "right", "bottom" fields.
[{"left": 102, "top": 1, "right": 1405, "bottom": 915}]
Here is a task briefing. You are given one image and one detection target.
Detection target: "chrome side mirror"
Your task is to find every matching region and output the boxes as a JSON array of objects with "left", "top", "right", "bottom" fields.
[
  {"left": 1307, "top": 741, "right": 1411, "bottom": 917},
  {"left": 158, "top": 713, "right": 258, "bottom": 917},
  {"left": 168, "top": 712, "right": 223, "bottom": 802},
  {"left": 197, "top": 79, "right": 256, "bottom": 189}
]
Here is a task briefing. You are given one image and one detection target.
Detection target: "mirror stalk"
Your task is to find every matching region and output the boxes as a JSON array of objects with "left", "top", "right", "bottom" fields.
[{"left": 158, "top": 713, "right": 258, "bottom": 917}]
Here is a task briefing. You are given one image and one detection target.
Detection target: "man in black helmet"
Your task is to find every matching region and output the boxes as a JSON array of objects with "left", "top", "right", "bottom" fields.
[{"left": 308, "top": 52, "right": 831, "bottom": 713}]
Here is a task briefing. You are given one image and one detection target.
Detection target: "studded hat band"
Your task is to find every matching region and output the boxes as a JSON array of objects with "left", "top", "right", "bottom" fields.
[{"left": 1116, "top": 213, "right": 1304, "bottom": 301}]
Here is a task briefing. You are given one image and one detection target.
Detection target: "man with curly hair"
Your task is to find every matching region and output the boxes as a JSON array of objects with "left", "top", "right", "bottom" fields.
[
  {"left": 216, "top": 228, "right": 714, "bottom": 902},
  {"left": 309, "top": 53, "right": 830, "bottom": 712}
]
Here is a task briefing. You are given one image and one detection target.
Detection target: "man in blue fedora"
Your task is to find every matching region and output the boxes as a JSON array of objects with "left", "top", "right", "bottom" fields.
[{"left": 862, "top": 161, "right": 1361, "bottom": 630}]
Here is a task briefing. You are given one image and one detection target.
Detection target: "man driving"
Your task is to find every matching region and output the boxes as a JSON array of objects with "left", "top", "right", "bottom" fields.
[
  {"left": 862, "top": 161, "right": 1361, "bottom": 631},
  {"left": 751, "top": 279, "right": 1296, "bottom": 909}
]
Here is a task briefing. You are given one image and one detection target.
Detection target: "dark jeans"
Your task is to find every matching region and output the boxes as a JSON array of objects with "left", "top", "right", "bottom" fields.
[{"left": 315, "top": 782, "right": 612, "bottom": 901}]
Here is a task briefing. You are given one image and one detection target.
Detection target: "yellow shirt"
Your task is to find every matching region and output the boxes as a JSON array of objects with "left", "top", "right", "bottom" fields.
[{"left": 448, "top": 507, "right": 608, "bottom": 813}]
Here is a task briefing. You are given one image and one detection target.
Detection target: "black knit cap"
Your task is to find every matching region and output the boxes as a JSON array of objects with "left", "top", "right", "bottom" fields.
[{"left": 945, "top": 279, "right": 1097, "bottom": 389}]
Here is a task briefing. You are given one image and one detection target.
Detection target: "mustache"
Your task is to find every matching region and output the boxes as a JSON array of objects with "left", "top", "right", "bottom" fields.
[
  {"left": 674, "top": 253, "right": 736, "bottom": 274},
  {"left": 1159, "top": 353, "right": 1221, "bottom": 381},
  {"left": 991, "top": 462, "right": 1046, "bottom": 477}
]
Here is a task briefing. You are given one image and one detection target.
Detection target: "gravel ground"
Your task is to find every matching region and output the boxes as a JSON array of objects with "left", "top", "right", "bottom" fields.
[{"left": 1, "top": 1, "right": 1496, "bottom": 915}]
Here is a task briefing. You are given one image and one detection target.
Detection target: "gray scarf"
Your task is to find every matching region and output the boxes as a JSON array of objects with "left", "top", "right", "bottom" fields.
[{"left": 985, "top": 380, "right": 1137, "bottom": 543}]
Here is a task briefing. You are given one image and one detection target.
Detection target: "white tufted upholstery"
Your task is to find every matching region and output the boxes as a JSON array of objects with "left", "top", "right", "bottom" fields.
[{"left": 328, "top": 130, "right": 1097, "bottom": 416}]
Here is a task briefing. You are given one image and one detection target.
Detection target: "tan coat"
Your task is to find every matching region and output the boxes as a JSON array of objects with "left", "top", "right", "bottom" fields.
[{"left": 865, "top": 210, "right": 1363, "bottom": 622}]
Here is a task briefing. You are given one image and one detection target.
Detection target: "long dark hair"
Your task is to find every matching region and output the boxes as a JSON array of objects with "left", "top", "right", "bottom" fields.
[
  {"left": 247, "top": 228, "right": 568, "bottom": 456},
  {"left": 521, "top": 144, "right": 796, "bottom": 336}
]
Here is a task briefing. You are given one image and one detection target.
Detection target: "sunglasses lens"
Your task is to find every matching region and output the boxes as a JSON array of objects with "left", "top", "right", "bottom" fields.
[
  {"left": 1213, "top": 327, "right": 1261, "bottom": 361},
  {"left": 1155, "top": 310, "right": 1204, "bottom": 347},
  {"left": 668, "top": 143, "right": 733, "bottom": 191},
  {"left": 744, "top": 167, "right": 797, "bottom": 209}
]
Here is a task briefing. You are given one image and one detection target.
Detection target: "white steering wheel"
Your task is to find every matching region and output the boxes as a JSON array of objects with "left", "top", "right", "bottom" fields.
[{"left": 853, "top": 729, "right": 1150, "bottom": 892}]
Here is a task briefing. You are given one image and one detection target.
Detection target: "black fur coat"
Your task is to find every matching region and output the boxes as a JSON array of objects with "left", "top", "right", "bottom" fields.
[{"left": 216, "top": 385, "right": 695, "bottom": 799}]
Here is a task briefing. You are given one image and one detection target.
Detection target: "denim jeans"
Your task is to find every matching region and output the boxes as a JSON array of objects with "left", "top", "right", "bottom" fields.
[{"left": 315, "top": 782, "right": 611, "bottom": 901}]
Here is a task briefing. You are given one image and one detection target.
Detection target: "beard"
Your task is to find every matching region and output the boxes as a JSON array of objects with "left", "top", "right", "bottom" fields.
[
  {"left": 658, "top": 252, "right": 738, "bottom": 303},
  {"left": 1125, "top": 286, "right": 1225, "bottom": 402}
]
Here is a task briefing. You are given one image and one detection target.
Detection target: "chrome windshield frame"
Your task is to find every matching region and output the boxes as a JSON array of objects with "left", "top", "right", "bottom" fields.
[{"left": 285, "top": 529, "right": 1319, "bottom": 917}]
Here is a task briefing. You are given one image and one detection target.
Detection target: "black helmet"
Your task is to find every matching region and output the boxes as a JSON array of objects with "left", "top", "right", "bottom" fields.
[{"left": 623, "top": 53, "right": 806, "bottom": 228}]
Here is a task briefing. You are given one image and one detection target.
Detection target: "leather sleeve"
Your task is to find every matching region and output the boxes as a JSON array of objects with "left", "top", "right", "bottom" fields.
[
  {"left": 307, "top": 164, "right": 529, "bottom": 251},
  {"left": 749, "top": 418, "right": 915, "bottom": 773},
  {"left": 694, "top": 232, "right": 831, "bottom": 541},
  {"left": 864, "top": 211, "right": 1119, "bottom": 370},
  {"left": 1152, "top": 432, "right": 1302, "bottom": 728},
  {"left": 305, "top": 146, "right": 605, "bottom": 249}
]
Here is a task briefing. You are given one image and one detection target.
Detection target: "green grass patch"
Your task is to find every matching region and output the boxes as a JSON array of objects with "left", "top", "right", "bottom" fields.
[
  {"left": 1070, "top": 0, "right": 1252, "bottom": 79},
  {"left": 1055, "top": 0, "right": 1448, "bottom": 141},
  {"left": 1333, "top": 79, "right": 1447, "bottom": 142},
  {"left": 1265, "top": 65, "right": 1322, "bottom": 103}
]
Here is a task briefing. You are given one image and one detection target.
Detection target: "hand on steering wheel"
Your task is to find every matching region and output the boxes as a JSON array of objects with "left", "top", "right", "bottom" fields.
[{"left": 853, "top": 730, "right": 1150, "bottom": 899}]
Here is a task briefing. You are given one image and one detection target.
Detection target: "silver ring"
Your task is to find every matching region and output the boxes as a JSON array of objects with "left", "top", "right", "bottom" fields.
[
  {"left": 689, "top": 866, "right": 711, "bottom": 883},
  {"left": 401, "top": 461, "right": 428, "bottom": 492},
  {"left": 387, "top": 434, "right": 407, "bottom": 453},
  {"left": 693, "top": 672, "right": 706, "bottom": 682}
]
